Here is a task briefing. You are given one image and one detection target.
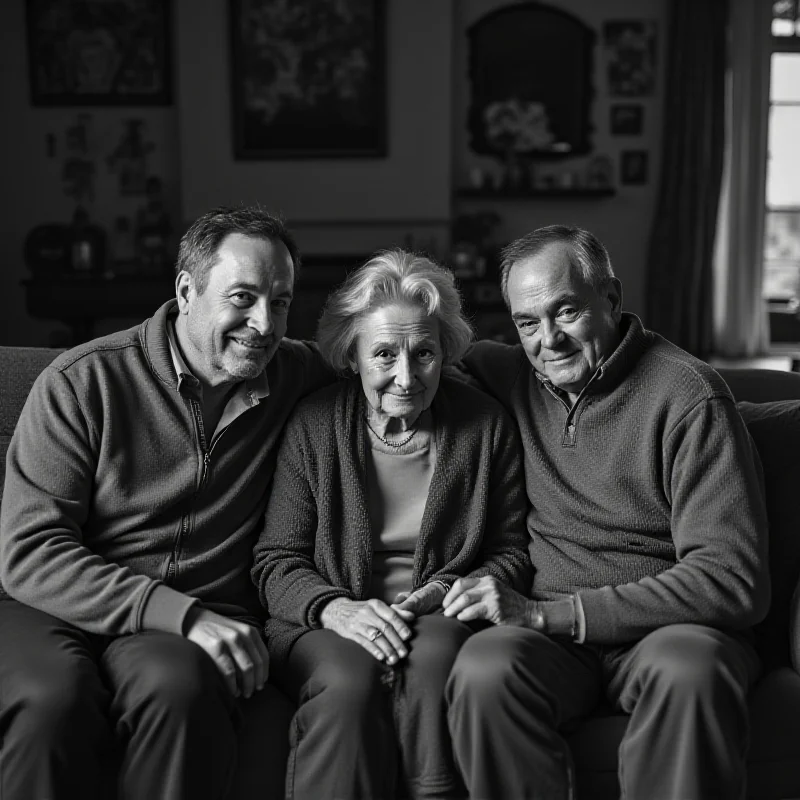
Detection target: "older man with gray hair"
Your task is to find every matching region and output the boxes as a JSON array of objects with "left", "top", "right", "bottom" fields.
[{"left": 442, "top": 224, "right": 770, "bottom": 800}]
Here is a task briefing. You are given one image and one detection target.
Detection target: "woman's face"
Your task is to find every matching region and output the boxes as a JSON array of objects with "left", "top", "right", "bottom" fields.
[{"left": 351, "top": 303, "right": 443, "bottom": 426}]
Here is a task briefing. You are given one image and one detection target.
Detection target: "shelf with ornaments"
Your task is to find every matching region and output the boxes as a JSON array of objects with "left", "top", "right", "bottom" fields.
[{"left": 455, "top": 185, "right": 616, "bottom": 200}]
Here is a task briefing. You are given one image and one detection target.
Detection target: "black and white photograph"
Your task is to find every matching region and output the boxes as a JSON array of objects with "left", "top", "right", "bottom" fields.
[{"left": 4, "top": 1, "right": 800, "bottom": 798}]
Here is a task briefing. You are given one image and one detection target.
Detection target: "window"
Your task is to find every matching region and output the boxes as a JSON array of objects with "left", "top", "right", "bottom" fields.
[{"left": 763, "top": 1, "right": 800, "bottom": 303}]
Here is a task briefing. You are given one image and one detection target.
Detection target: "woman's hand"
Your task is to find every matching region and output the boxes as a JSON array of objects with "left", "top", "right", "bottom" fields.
[
  {"left": 319, "top": 598, "right": 412, "bottom": 664},
  {"left": 391, "top": 582, "right": 448, "bottom": 621}
]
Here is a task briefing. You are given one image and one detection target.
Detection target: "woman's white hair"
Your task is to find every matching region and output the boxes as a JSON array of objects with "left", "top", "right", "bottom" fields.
[{"left": 317, "top": 249, "right": 474, "bottom": 372}]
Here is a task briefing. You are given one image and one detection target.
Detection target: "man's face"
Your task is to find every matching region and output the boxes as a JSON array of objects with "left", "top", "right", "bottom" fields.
[
  {"left": 507, "top": 242, "right": 622, "bottom": 400},
  {"left": 175, "top": 233, "right": 294, "bottom": 387}
]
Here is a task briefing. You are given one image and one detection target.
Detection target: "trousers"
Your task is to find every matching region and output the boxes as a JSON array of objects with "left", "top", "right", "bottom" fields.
[
  {"left": 0, "top": 598, "right": 281, "bottom": 800},
  {"left": 446, "top": 623, "right": 761, "bottom": 800},
  {"left": 273, "top": 613, "right": 475, "bottom": 800}
]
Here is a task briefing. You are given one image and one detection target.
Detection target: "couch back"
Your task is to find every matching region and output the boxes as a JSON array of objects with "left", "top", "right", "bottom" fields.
[
  {"left": 1, "top": 348, "right": 799, "bottom": 663},
  {"left": 0, "top": 347, "right": 65, "bottom": 497},
  {"left": 718, "top": 368, "right": 800, "bottom": 667}
]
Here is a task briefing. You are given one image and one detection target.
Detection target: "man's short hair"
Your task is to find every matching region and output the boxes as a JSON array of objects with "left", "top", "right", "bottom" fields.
[
  {"left": 317, "top": 249, "right": 474, "bottom": 372},
  {"left": 499, "top": 225, "right": 615, "bottom": 306},
  {"left": 176, "top": 206, "right": 301, "bottom": 295}
]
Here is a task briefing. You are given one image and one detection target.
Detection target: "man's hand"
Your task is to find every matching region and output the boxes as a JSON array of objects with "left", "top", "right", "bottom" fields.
[
  {"left": 441, "top": 576, "right": 540, "bottom": 628},
  {"left": 184, "top": 607, "right": 269, "bottom": 698},
  {"left": 391, "top": 582, "right": 447, "bottom": 621},
  {"left": 319, "top": 598, "right": 412, "bottom": 665}
]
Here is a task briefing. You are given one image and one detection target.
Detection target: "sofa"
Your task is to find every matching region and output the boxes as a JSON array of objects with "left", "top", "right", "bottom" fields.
[{"left": 2, "top": 345, "right": 800, "bottom": 799}]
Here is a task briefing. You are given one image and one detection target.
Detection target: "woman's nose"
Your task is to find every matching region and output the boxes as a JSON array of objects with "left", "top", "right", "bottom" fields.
[{"left": 394, "top": 354, "right": 414, "bottom": 389}]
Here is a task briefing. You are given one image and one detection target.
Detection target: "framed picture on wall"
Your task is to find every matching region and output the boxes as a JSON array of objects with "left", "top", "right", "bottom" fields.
[
  {"left": 620, "top": 150, "right": 649, "bottom": 185},
  {"left": 610, "top": 104, "right": 644, "bottom": 136},
  {"left": 603, "top": 20, "right": 657, "bottom": 97},
  {"left": 229, "top": 0, "right": 387, "bottom": 159},
  {"left": 26, "top": 0, "right": 172, "bottom": 106}
]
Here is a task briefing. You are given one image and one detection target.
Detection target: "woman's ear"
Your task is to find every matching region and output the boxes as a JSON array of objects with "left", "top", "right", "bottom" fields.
[{"left": 349, "top": 361, "right": 358, "bottom": 374}]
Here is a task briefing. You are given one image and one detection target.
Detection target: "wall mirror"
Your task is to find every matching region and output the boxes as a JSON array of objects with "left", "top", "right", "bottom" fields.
[{"left": 467, "top": 3, "right": 595, "bottom": 160}]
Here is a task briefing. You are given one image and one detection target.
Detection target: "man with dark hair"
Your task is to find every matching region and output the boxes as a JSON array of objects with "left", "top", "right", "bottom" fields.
[
  {"left": 0, "top": 206, "right": 331, "bottom": 799},
  {"left": 443, "top": 224, "right": 770, "bottom": 799}
]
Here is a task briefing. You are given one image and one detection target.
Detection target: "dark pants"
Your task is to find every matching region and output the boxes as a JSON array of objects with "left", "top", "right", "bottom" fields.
[
  {"left": 446, "top": 624, "right": 761, "bottom": 800},
  {"left": 0, "top": 599, "right": 245, "bottom": 800},
  {"left": 273, "top": 614, "right": 475, "bottom": 800}
]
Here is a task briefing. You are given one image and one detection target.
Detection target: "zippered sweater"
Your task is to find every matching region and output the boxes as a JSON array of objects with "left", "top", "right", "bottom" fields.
[
  {"left": 0, "top": 300, "right": 330, "bottom": 636},
  {"left": 462, "top": 313, "right": 771, "bottom": 645}
]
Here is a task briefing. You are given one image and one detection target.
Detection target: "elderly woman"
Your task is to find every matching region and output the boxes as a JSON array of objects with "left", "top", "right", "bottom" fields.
[{"left": 252, "top": 249, "right": 531, "bottom": 800}]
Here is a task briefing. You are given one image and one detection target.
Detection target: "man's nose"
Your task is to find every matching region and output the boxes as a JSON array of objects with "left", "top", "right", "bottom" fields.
[
  {"left": 248, "top": 301, "right": 274, "bottom": 337},
  {"left": 539, "top": 320, "right": 564, "bottom": 349}
]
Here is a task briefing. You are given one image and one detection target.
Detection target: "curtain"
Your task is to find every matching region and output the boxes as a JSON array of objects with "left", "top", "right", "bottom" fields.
[
  {"left": 644, "top": 0, "right": 728, "bottom": 358},
  {"left": 712, "top": 0, "right": 772, "bottom": 357}
]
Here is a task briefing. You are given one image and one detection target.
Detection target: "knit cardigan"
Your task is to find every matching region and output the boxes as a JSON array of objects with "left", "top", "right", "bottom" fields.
[
  {"left": 252, "top": 376, "right": 532, "bottom": 662},
  {"left": 1, "top": 300, "right": 331, "bottom": 637},
  {"left": 462, "top": 313, "right": 771, "bottom": 645}
]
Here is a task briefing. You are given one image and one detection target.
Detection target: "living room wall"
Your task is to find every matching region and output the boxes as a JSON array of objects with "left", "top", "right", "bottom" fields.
[
  {"left": 0, "top": 0, "right": 666, "bottom": 346},
  {"left": 452, "top": 0, "right": 668, "bottom": 318},
  {"left": 0, "top": 2, "right": 179, "bottom": 346},
  {"left": 176, "top": 0, "right": 454, "bottom": 258}
]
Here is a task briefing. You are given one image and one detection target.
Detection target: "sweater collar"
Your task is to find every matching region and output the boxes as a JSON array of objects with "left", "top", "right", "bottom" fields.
[
  {"left": 532, "top": 312, "right": 652, "bottom": 397},
  {"left": 586, "top": 312, "right": 652, "bottom": 394},
  {"left": 141, "top": 299, "right": 181, "bottom": 387},
  {"left": 140, "top": 299, "right": 272, "bottom": 401}
]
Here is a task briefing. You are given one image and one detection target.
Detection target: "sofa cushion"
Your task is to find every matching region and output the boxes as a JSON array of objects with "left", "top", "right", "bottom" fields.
[
  {"left": 747, "top": 666, "right": 800, "bottom": 796},
  {"left": 569, "top": 667, "right": 800, "bottom": 800},
  {"left": 0, "top": 347, "right": 63, "bottom": 505},
  {"left": 737, "top": 400, "right": 800, "bottom": 668}
]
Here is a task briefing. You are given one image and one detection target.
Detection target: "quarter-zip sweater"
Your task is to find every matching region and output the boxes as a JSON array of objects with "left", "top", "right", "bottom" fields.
[
  {"left": 252, "top": 376, "right": 533, "bottom": 663},
  {"left": 0, "top": 300, "right": 331, "bottom": 637},
  {"left": 462, "top": 313, "right": 771, "bottom": 645}
]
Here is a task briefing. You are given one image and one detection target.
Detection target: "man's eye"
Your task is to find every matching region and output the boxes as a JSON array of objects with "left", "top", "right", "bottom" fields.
[
  {"left": 231, "top": 293, "right": 253, "bottom": 305},
  {"left": 558, "top": 307, "right": 578, "bottom": 318},
  {"left": 271, "top": 298, "right": 290, "bottom": 310},
  {"left": 518, "top": 320, "right": 539, "bottom": 330}
]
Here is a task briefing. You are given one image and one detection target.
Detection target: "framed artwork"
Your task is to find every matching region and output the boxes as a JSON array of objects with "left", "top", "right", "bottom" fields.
[
  {"left": 26, "top": 0, "right": 173, "bottom": 106},
  {"left": 229, "top": 0, "right": 387, "bottom": 159},
  {"left": 610, "top": 104, "right": 643, "bottom": 136},
  {"left": 620, "top": 150, "right": 649, "bottom": 185},
  {"left": 603, "top": 20, "right": 657, "bottom": 97}
]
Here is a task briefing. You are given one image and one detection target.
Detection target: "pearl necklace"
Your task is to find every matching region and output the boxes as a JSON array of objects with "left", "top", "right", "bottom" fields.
[{"left": 366, "top": 420, "right": 418, "bottom": 448}]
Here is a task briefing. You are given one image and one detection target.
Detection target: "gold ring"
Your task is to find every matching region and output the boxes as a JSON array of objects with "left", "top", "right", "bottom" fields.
[{"left": 368, "top": 628, "right": 383, "bottom": 642}]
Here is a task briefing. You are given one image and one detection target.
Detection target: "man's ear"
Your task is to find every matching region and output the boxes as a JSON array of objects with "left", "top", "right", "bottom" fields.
[
  {"left": 606, "top": 278, "right": 624, "bottom": 322},
  {"left": 175, "top": 271, "right": 193, "bottom": 314}
]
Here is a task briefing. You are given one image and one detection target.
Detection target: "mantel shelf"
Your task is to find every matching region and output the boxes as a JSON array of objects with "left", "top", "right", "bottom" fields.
[{"left": 455, "top": 187, "right": 617, "bottom": 200}]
